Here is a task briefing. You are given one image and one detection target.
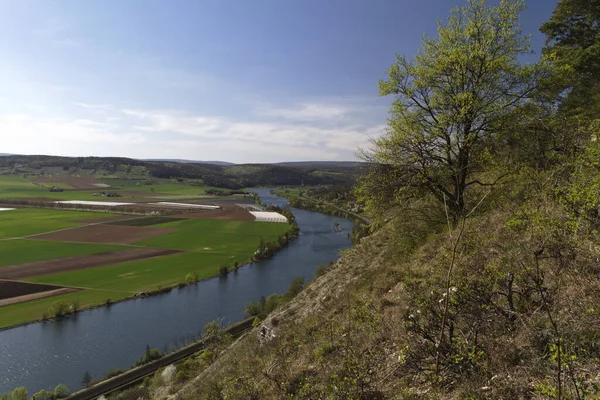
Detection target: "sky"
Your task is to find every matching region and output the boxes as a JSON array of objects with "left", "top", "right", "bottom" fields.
[{"left": 0, "top": 0, "right": 558, "bottom": 163}]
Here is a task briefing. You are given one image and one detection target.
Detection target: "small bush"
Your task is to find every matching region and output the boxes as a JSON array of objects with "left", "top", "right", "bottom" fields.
[
  {"left": 53, "top": 384, "right": 69, "bottom": 399},
  {"left": 105, "top": 368, "right": 126, "bottom": 379},
  {"left": 219, "top": 265, "right": 229, "bottom": 277},
  {"left": 48, "top": 301, "right": 70, "bottom": 318}
]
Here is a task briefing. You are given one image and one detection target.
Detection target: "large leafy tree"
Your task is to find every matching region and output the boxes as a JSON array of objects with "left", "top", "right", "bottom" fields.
[
  {"left": 541, "top": 0, "right": 600, "bottom": 114},
  {"left": 358, "top": 0, "right": 541, "bottom": 222}
]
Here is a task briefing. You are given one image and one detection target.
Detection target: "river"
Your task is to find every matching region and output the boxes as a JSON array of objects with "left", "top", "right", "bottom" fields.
[{"left": 0, "top": 189, "right": 353, "bottom": 393}]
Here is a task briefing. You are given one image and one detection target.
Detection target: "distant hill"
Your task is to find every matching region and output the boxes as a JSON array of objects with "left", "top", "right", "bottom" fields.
[
  {"left": 276, "top": 161, "right": 364, "bottom": 168},
  {"left": 0, "top": 153, "right": 12, "bottom": 156},
  {"left": 0, "top": 155, "right": 363, "bottom": 188},
  {"left": 141, "top": 159, "right": 235, "bottom": 166}
]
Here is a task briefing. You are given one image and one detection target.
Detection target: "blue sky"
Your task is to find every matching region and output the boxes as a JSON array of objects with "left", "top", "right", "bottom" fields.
[{"left": 0, "top": 0, "right": 557, "bottom": 163}]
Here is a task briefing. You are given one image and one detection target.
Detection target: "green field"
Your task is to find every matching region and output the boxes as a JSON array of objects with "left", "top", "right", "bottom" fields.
[
  {"left": 0, "top": 208, "right": 115, "bottom": 239},
  {"left": 0, "top": 239, "right": 125, "bottom": 266},
  {"left": 0, "top": 175, "right": 219, "bottom": 200},
  {"left": 136, "top": 219, "right": 289, "bottom": 252},
  {"left": 27, "top": 251, "right": 242, "bottom": 292}
]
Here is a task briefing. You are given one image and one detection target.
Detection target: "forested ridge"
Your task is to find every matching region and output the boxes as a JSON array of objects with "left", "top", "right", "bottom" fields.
[{"left": 0, "top": 155, "right": 361, "bottom": 188}]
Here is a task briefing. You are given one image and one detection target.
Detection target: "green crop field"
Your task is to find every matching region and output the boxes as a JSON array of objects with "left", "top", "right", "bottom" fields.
[
  {"left": 27, "top": 219, "right": 290, "bottom": 293},
  {"left": 124, "top": 182, "right": 216, "bottom": 195},
  {"left": 135, "top": 219, "right": 290, "bottom": 253},
  {"left": 0, "top": 239, "right": 125, "bottom": 266},
  {"left": 27, "top": 251, "right": 243, "bottom": 292},
  {"left": 0, "top": 208, "right": 116, "bottom": 239},
  {"left": 0, "top": 176, "right": 293, "bottom": 329},
  {"left": 0, "top": 176, "right": 113, "bottom": 200}
]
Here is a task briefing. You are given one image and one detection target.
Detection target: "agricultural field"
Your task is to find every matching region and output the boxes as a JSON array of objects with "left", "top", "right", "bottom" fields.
[
  {"left": 0, "top": 175, "right": 292, "bottom": 329},
  {"left": 0, "top": 240, "right": 125, "bottom": 267},
  {"left": 0, "top": 175, "right": 222, "bottom": 200},
  {"left": 0, "top": 208, "right": 116, "bottom": 238}
]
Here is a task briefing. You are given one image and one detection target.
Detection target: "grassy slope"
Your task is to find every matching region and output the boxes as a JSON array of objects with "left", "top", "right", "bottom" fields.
[{"left": 0, "top": 239, "right": 125, "bottom": 266}]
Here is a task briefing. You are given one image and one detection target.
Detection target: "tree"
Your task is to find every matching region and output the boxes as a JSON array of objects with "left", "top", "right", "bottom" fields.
[
  {"left": 358, "top": 0, "right": 541, "bottom": 222},
  {"left": 32, "top": 390, "right": 52, "bottom": 400},
  {"left": 81, "top": 370, "right": 92, "bottom": 388},
  {"left": 53, "top": 384, "right": 69, "bottom": 399},
  {"left": 10, "top": 388, "right": 27, "bottom": 400},
  {"left": 540, "top": 0, "right": 600, "bottom": 114}
]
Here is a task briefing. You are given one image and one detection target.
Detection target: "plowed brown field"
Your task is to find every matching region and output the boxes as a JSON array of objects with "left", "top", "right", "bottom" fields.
[
  {"left": 0, "top": 280, "right": 79, "bottom": 306},
  {"left": 32, "top": 178, "right": 103, "bottom": 189}
]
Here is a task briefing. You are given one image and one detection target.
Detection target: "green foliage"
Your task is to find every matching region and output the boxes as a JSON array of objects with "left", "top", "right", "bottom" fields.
[
  {"left": 31, "top": 390, "right": 52, "bottom": 400},
  {"left": 245, "top": 277, "right": 306, "bottom": 319},
  {"left": 541, "top": 0, "right": 600, "bottom": 115},
  {"left": 184, "top": 271, "right": 200, "bottom": 283},
  {"left": 47, "top": 300, "right": 70, "bottom": 318},
  {"left": 105, "top": 368, "right": 126, "bottom": 379},
  {"left": 81, "top": 370, "right": 92, "bottom": 388},
  {"left": 53, "top": 384, "right": 69, "bottom": 399},
  {"left": 10, "top": 388, "right": 27, "bottom": 400},
  {"left": 357, "top": 0, "right": 543, "bottom": 222},
  {"left": 133, "top": 345, "right": 163, "bottom": 367},
  {"left": 219, "top": 265, "right": 229, "bottom": 277}
]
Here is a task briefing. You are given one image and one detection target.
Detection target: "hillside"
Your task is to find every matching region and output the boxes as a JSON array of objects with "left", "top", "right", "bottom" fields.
[{"left": 0, "top": 155, "right": 360, "bottom": 188}]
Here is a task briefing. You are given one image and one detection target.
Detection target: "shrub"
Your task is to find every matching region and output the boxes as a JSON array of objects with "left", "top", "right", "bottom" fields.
[
  {"left": 105, "top": 368, "right": 126, "bottom": 379},
  {"left": 10, "top": 388, "right": 27, "bottom": 400},
  {"left": 48, "top": 301, "right": 70, "bottom": 318},
  {"left": 185, "top": 272, "right": 199, "bottom": 283},
  {"left": 32, "top": 390, "right": 52, "bottom": 400},
  {"left": 219, "top": 265, "right": 229, "bottom": 277},
  {"left": 53, "top": 384, "right": 69, "bottom": 399}
]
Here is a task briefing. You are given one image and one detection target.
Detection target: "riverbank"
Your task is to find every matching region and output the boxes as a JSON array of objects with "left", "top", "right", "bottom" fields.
[
  {"left": 0, "top": 212, "right": 299, "bottom": 331},
  {"left": 0, "top": 189, "right": 353, "bottom": 393},
  {"left": 270, "top": 188, "right": 370, "bottom": 243}
]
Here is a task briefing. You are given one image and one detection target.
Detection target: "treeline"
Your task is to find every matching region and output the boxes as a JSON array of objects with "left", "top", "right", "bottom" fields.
[
  {"left": 0, "top": 156, "right": 361, "bottom": 188},
  {"left": 245, "top": 277, "right": 305, "bottom": 320},
  {"left": 0, "top": 384, "right": 69, "bottom": 400}
]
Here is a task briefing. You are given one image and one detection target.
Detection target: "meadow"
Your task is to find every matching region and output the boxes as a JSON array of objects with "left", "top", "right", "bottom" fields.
[
  {"left": 136, "top": 219, "right": 289, "bottom": 252},
  {"left": 26, "top": 252, "right": 239, "bottom": 292},
  {"left": 0, "top": 208, "right": 116, "bottom": 239},
  {"left": 0, "top": 239, "right": 125, "bottom": 267}
]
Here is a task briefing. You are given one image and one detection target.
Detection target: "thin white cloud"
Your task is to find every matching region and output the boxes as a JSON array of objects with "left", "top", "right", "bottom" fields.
[
  {"left": 0, "top": 99, "right": 383, "bottom": 162},
  {"left": 123, "top": 107, "right": 380, "bottom": 154},
  {"left": 259, "top": 103, "right": 349, "bottom": 121}
]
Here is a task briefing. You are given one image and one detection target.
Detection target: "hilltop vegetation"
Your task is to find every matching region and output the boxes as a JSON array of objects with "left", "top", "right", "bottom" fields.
[
  {"left": 0, "top": 155, "right": 362, "bottom": 189},
  {"left": 116, "top": 1, "right": 600, "bottom": 399}
]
